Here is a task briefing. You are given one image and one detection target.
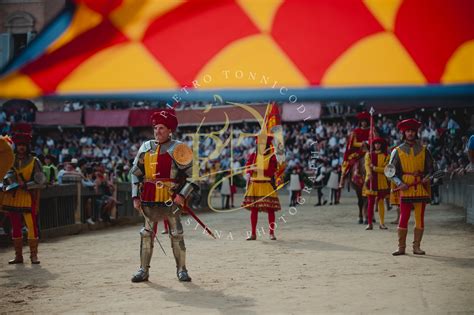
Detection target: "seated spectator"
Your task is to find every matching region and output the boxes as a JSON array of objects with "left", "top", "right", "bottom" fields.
[
  {"left": 81, "top": 167, "right": 96, "bottom": 225},
  {"left": 42, "top": 154, "right": 58, "bottom": 184},
  {"left": 115, "top": 164, "right": 130, "bottom": 183},
  {"left": 58, "top": 161, "right": 82, "bottom": 184},
  {"left": 94, "top": 167, "right": 120, "bottom": 222},
  {"left": 467, "top": 134, "right": 474, "bottom": 172}
]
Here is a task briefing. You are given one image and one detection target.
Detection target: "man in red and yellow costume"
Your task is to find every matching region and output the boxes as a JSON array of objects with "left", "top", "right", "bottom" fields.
[
  {"left": 130, "top": 108, "right": 198, "bottom": 282},
  {"left": 242, "top": 132, "right": 281, "bottom": 241},
  {"left": 2, "top": 124, "right": 45, "bottom": 264},
  {"left": 340, "top": 112, "right": 371, "bottom": 187},
  {"left": 363, "top": 137, "right": 390, "bottom": 230},
  {"left": 389, "top": 119, "right": 434, "bottom": 256}
]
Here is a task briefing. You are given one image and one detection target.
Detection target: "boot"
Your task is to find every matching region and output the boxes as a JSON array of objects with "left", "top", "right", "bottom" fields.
[
  {"left": 392, "top": 228, "right": 407, "bottom": 256},
  {"left": 131, "top": 227, "right": 153, "bottom": 283},
  {"left": 170, "top": 233, "right": 191, "bottom": 282},
  {"left": 8, "top": 238, "right": 24, "bottom": 264},
  {"left": 246, "top": 234, "right": 256, "bottom": 240},
  {"left": 131, "top": 268, "right": 149, "bottom": 282},
  {"left": 28, "top": 239, "right": 40, "bottom": 264},
  {"left": 177, "top": 269, "right": 192, "bottom": 282},
  {"left": 413, "top": 228, "right": 426, "bottom": 255}
]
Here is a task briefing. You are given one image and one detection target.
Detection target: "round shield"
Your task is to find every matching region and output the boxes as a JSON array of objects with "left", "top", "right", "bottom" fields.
[
  {"left": 173, "top": 143, "right": 193, "bottom": 166},
  {"left": 384, "top": 164, "right": 396, "bottom": 178}
]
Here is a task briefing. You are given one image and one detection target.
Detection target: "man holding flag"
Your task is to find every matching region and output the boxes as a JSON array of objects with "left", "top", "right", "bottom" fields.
[
  {"left": 242, "top": 103, "right": 285, "bottom": 241},
  {"left": 340, "top": 112, "right": 371, "bottom": 188}
]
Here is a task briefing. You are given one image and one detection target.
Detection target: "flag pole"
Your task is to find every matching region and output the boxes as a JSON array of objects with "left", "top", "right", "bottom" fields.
[{"left": 369, "top": 107, "right": 375, "bottom": 191}]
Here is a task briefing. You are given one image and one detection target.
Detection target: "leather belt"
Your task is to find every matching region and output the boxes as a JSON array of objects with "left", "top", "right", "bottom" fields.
[
  {"left": 403, "top": 172, "right": 423, "bottom": 177},
  {"left": 250, "top": 179, "right": 271, "bottom": 183},
  {"left": 144, "top": 178, "right": 175, "bottom": 183}
]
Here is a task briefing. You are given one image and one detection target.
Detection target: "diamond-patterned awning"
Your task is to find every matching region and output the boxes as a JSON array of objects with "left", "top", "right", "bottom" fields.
[{"left": 0, "top": 0, "right": 473, "bottom": 101}]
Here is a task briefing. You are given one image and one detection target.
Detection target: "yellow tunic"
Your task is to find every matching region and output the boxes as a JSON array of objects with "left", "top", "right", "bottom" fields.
[
  {"left": 397, "top": 145, "right": 430, "bottom": 202},
  {"left": 363, "top": 151, "right": 389, "bottom": 197},
  {"left": 2, "top": 157, "right": 35, "bottom": 211},
  {"left": 389, "top": 181, "right": 400, "bottom": 205},
  {"left": 143, "top": 147, "right": 172, "bottom": 202},
  {"left": 242, "top": 153, "right": 281, "bottom": 212}
]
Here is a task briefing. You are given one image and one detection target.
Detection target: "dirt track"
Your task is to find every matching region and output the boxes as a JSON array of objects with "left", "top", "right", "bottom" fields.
[{"left": 1, "top": 191, "right": 473, "bottom": 314}]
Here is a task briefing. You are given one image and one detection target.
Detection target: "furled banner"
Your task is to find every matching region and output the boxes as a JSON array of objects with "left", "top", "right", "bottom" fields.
[{"left": 0, "top": 0, "right": 473, "bottom": 101}]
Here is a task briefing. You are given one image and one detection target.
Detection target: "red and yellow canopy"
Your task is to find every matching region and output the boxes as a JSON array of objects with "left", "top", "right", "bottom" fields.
[{"left": 0, "top": 0, "right": 473, "bottom": 101}]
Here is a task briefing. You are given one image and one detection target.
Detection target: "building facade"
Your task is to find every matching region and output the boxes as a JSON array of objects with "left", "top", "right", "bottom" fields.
[{"left": 0, "top": 0, "right": 65, "bottom": 67}]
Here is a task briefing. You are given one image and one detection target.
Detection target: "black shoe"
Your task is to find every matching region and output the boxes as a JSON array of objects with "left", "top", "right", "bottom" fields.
[
  {"left": 314, "top": 203, "right": 321, "bottom": 206},
  {"left": 178, "top": 270, "right": 192, "bottom": 282},
  {"left": 131, "top": 268, "right": 149, "bottom": 283},
  {"left": 372, "top": 218, "right": 376, "bottom": 223},
  {"left": 246, "top": 235, "right": 256, "bottom": 241},
  {"left": 358, "top": 218, "right": 364, "bottom": 224},
  {"left": 323, "top": 200, "right": 328, "bottom": 205}
]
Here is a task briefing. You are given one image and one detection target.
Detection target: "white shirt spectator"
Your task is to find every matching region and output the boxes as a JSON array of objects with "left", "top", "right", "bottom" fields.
[
  {"left": 102, "top": 147, "right": 111, "bottom": 157},
  {"left": 339, "top": 136, "right": 346, "bottom": 146},
  {"left": 80, "top": 136, "right": 88, "bottom": 145},
  {"left": 93, "top": 146, "right": 103, "bottom": 158},
  {"left": 232, "top": 160, "right": 241, "bottom": 171},
  {"left": 46, "top": 138, "right": 55, "bottom": 148},
  {"left": 328, "top": 136, "right": 337, "bottom": 148},
  {"left": 220, "top": 177, "right": 231, "bottom": 195},
  {"left": 289, "top": 174, "right": 301, "bottom": 191},
  {"left": 447, "top": 118, "right": 460, "bottom": 130},
  {"left": 422, "top": 127, "right": 436, "bottom": 140}
]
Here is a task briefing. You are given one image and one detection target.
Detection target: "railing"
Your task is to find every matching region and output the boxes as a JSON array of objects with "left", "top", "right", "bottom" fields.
[
  {"left": 439, "top": 172, "right": 474, "bottom": 224},
  {"left": 38, "top": 182, "right": 140, "bottom": 237},
  {"left": 36, "top": 181, "right": 211, "bottom": 237}
]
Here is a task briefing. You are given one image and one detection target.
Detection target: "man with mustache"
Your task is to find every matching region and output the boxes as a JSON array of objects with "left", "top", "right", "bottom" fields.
[
  {"left": 129, "top": 108, "right": 198, "bottom": 283},
  {"left": 388, "top": 119, "right": 434, "bottom": 256}
]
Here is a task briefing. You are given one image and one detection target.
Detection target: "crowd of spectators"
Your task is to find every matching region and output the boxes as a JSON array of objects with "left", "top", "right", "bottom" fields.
[
  {"left": 0, "top": 108, "right": 35, "bottom": 134},
  {"left": 0, "top": 103, "right": 471, "bottom": 221},
  {"left": 60, "top": 100, "right": 227, "bottom": 111},
  {"left": 283, "top": 108, "right": 473, "bottom": 177},
  {"left": 20, "top": 107, "right": 471, "bottom": 190},
  {"left": 2, "top": 105, "right": 472, "bottom": 195}
]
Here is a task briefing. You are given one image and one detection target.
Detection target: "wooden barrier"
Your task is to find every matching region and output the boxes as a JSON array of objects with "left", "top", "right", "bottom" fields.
[
  {"left": 0, "top": 181, "right": 211, "bottom": 242},
  {"left": 439, "top": 173, "right": 474, "bottom": 224}
]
